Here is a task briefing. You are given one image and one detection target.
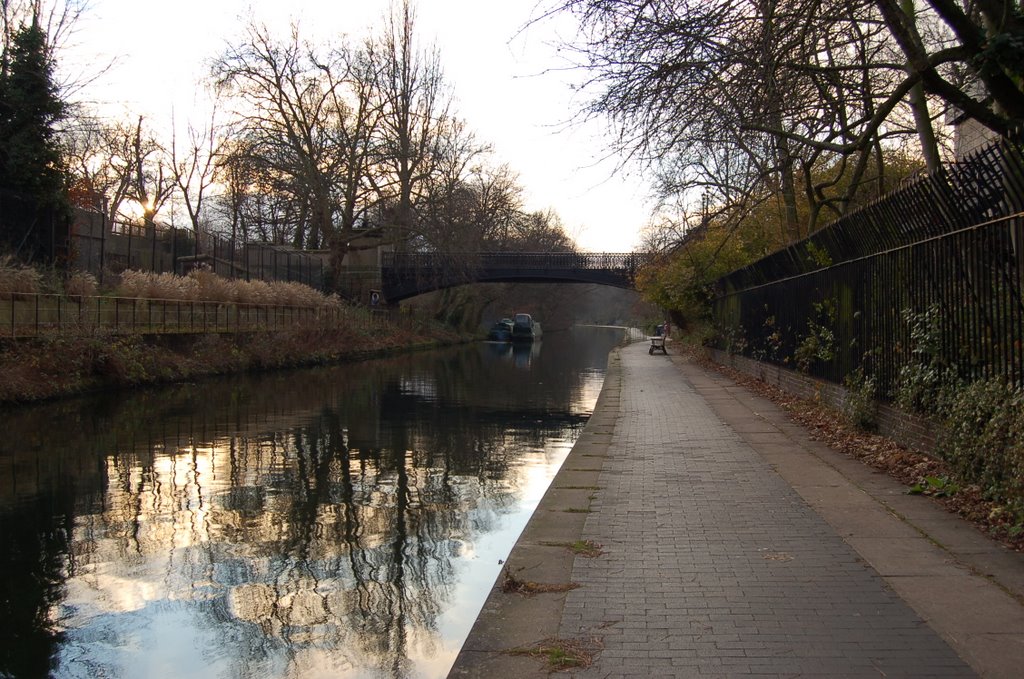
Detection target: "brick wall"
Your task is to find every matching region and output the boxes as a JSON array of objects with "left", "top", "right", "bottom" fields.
[{"left": 706, "top": 349, "right": 939, "bottom": 456}]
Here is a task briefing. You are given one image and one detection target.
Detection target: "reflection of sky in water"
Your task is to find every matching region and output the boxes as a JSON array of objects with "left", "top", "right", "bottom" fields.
[
  {"left": 52, "top": 444, "right": 570, "bottom": 678},
  {"left": 31, "top": 329, "right": 619, "bottom": 679}
]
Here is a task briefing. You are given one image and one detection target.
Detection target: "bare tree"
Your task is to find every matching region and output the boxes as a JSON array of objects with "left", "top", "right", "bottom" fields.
[
  {"left": 471, "top": 163, "right": 526, "bottom": 248},
  {"left": 213, "top": 23, "right": 350, "bottom": 250},
  {"left": 63, "top": 115, "right": 129, "bottom": 219},
  {"left": 170, "top": 107, "right": 224, "bottom": 239},
  {"left": 62, "top": 114, "right": 170, "bottom": 227},
  {"left": 126, "top": 115, "right": 172, "bottom": 227},
  {"left": 547, "top": 0, "right": 1024, "bottom": 246},
  {"left": 417, "top": 117, "right": 492, "bottom": 251},
  {"left": 2, "top": 0, "right": 87, "bottom": 65},
  {"left": 512, "top": 208, "right": 575, "bottom": 251},
  {"left": 211, "top": 137, "right": 255, "bottom": 243},
  {"left": 317, "top": 41, "right": 387, "bottom": 278},
  {"left": 213, "top": 20, "right": 413, "bottom": 288},
  {"left": 368, "top": 0, "right": 453, "bottom": 245}
]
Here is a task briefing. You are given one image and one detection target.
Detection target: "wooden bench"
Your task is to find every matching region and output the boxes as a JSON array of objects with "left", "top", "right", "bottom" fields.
[{"left": 649, "top": 335, "right": 667, "bottom": 354}]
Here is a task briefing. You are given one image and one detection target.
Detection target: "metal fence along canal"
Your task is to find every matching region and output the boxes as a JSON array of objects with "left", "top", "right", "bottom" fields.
[
  {"left": 0, "top": 293, "right": 392, "bottom": 338},
  {"left": 712, "top": 135, "right": 1024, "bottom": 395}
]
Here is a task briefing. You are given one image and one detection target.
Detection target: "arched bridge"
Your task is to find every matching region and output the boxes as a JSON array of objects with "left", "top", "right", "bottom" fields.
[{"left": 381, "top": 252, "right": 645, "bottom": 302}]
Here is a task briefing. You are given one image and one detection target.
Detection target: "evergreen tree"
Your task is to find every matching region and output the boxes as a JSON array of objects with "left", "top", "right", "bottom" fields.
[{"left": 0, "top": 17, "right": 69, "bottom": 260}]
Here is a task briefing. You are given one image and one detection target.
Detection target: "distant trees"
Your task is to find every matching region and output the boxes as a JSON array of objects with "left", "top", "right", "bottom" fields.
[
  {"left": 210, "top": 2, "right": 466, "bottom": 258},
  {"left": 209, "top": 0, "right": 574, "bottom": 277},
  {"left": 64, "top": 115, "right": 173, "bottom": 229},
  {"left": 212, "top": 24, "right": 353, "bottom": 251},
  {"left": 170, "top": 109, "right": 223, "bottom": 240},
  {"left": 370, "top": 1, "right": 452, "bottom": 244},
  {"left": 2, "top": 0, "right": 577, "bottom": 276}
]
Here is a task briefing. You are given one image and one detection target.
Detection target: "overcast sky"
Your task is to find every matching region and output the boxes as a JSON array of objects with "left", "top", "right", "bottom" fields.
[{"left": 63, "top": 0, "right": 652, "bottom": 252}]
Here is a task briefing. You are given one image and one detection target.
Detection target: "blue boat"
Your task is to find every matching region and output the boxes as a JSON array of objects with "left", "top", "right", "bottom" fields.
[
  {"left": 511, "top": 313, "right": 542, "bottom": 342},
  {"left": 486, "top": 318, "right": 514, "bottom": 342}
]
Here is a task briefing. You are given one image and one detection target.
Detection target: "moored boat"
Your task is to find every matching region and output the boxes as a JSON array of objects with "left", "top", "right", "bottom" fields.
[
  {"left": 486, "top": 318, "right": 514, "bottom": 342},
  {"left": 511, "top": 313, "right": 542, "bottom": 342}
]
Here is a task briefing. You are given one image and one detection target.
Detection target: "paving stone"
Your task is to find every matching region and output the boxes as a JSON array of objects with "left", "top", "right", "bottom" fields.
[
  {"left": 559, "top": 343, "right": 975, "bottom": 678},
  {"left": 453, "top": 343, "right": 1024, "bottom": 678}
]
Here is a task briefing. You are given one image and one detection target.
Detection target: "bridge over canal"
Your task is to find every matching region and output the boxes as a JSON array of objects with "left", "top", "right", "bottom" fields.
[{"left": 380, "top": 252, "right": 645, "bottom": 302}]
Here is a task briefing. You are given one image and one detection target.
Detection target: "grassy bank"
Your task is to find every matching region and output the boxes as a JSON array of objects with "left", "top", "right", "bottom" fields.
[
  {"left": 0, "top": 318, "right": 464, "bottom": 405},
  {"left": 0, "top": 264, "right": 467, "bottom": 405}
]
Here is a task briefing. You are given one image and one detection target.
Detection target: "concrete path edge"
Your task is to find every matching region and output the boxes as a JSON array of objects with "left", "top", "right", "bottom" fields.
[{"left": 448, "top": 351, "right": 623, "bottom": 678}]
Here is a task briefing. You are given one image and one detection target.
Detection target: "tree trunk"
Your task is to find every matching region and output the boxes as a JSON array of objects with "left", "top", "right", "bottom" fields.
[{"left": 902, "top": 0, "right": 941, "bottom": 172}]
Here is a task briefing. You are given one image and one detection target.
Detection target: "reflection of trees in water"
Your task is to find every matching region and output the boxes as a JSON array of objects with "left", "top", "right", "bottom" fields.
[
  {"left": 0, "top": 492, "right": 73, "bottom": 678},
  {"left": 54, "top": 403, "right": 548, "bottom": 677},
  {"left": 0, "top": 327, "right": 622, "bottom": 677}
]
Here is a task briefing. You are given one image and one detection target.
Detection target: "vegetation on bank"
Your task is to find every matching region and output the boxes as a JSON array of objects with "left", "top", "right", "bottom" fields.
[
  {"left": 0, "top": 257, "right": 347, "bottom": 307},
  {"left": 0, "top": 264, "right": 464, "bottom": 405},
  {"left": 0, "top": 317, "right": 462, "bottom": 405}
]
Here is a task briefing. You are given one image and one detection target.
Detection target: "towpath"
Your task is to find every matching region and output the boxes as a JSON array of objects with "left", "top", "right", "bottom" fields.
[{"left": 450, "top": 341, "right": 1024, "bottom": 678}]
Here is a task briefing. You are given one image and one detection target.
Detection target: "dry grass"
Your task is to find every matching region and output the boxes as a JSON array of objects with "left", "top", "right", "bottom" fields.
[
  {"left": 114, "top": 268, "right": 343, "bottom": 307},
  {"left": 2, "top": 260, "right": 339, "bottom": 309},
  {"left": 0, "top": 256, "right": 41, "bottom": 296},
  {"left": 505, "top": 636, "right": 604, "bottom": 672},
  {"left": 501, "top": 569, "right": 580, "bottom": 596},
  {"left": 539, "top": 540, "right": 604, "bottom": 558},
  {"left": 65, "top": 271, "right": 98, "bottom": 297},
  {"left": 116, "top": 270, "right": 194, "bottom": 300}
]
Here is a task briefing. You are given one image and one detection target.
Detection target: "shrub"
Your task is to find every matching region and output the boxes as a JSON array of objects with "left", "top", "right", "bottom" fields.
[
  {"left": 1005, "top": 418, "right": 1024, "bottom": 526},
  {"left": 843, "top": 368, "right": 878, "bottom": 430},
  {"left": 794, "top": 300, "right": 837, "bottom": 373},
  {"left": 894, "top": 362, "right": 961, "bottom": 415},
  {"left": 894, "top": 304, "right": 961, "bottom": 414},
  {"left": 718, "top": 322, "right": 748, "bottom": 355},
  {"left": 938, "top": 378, "right": 1024, "bottom": 522}
]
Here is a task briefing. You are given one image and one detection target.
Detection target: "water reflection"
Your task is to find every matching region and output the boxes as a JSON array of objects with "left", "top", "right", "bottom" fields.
[{"left": 0, "top": 326, "right": 626, "bottom": 679}]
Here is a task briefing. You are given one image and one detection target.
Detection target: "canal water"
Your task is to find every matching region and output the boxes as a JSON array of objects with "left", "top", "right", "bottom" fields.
[{"left": 0, "top": 326, "right": 631, "bottom": 679}]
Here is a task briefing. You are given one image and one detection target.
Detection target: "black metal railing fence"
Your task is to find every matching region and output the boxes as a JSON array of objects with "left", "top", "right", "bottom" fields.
[
  {"left": 0, "top": 293, "right": 402, "bottom": 338},
  {"left": 711, "top": 136, "right": 1024, "bottom": 396},
  {"left": 69, "top": 211, "right": 329, "bottom": 290}
]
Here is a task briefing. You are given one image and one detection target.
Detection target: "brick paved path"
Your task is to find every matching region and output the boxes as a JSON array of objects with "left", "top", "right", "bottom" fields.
[{"left": 558, "top": 342, "right": 974, "bottom": 677}]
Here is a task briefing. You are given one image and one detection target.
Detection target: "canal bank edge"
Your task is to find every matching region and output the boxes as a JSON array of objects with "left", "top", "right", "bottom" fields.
[
  {"left": 0, "top": 325, "right": 466, "bottom": 406},
  {"left": 449, "top": 348, "right": 623, "bottom": 678}
]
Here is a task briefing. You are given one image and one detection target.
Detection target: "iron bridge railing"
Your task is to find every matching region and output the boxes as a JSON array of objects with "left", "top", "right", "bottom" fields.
[
  {"left": 380, "top": 252, "right": 646, "bottom": 300},
  {"left": 382, "top": 251, "right": 644, "bottom": 271}
]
